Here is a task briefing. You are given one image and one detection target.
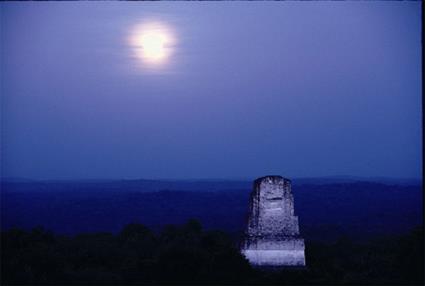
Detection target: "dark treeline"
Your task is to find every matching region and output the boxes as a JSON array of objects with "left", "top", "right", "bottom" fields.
[{"left": 1, "top": 221, "right": 423, "bottom": 285}]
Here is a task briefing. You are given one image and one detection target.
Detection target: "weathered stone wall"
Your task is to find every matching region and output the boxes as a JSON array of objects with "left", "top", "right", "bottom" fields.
[{"left": 241, "top": 176, "right": 305, "bottom": 266}]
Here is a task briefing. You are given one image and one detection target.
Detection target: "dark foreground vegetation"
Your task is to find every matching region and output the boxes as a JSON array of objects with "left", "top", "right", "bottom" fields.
[{"left": 1, "top": 221, "right": 423, "bottom": 285}]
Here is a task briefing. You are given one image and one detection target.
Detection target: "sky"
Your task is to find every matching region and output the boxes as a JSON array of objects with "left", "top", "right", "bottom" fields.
[{"left": 0, "top": 2, "right": 422, "bottom": 180}]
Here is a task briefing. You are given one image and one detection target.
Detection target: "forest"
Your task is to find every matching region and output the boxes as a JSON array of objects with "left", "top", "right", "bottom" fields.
[
  {"left": 2, "top": 180, "right": 423, "bottom": 284},
  {"left": 2, "top": 181, "right": 422, "bottom": 241},
  {"left": 1, "top": 220, "right": 423, "bottom": 285}
]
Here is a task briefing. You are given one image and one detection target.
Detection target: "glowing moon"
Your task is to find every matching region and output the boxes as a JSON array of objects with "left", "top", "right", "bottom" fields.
[
  {"left": 129, "top": 22, "right": 175, "bottom": 65},
  {"left": 141, "top": 33, "right": 166, "bottom": 60}
]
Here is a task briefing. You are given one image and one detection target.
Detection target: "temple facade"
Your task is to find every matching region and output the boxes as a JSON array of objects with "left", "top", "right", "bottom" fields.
[{"left": 241, "top": 176, "right": 306, "bottom": 266}]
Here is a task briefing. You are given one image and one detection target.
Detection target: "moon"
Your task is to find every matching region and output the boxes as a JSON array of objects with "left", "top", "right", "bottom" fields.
[
  {"left": 130, "top": 22, "right": 175, "bottom": 65},
  {"left": 141, "top": 33, "right": 166, "bottom": 60}
]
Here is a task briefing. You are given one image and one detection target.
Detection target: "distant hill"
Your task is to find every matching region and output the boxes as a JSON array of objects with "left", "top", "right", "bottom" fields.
[
  {"left": 292, "top": 176, "right": 422, "bottom": 186},
  {"left": 0, "top": 179, "right": 251, "bottom": 193},
  {"left": 1, "top": 176, "right": 421, "bottom": 191},
  {"left": 1, "top": 180, "right": 422, "bottom": 242},
  {"left": 0, "top": 177, "right": 38, "bottom": 183}
]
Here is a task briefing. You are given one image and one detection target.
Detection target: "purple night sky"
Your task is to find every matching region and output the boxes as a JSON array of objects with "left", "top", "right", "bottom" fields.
[{"left": 0, "top": 2, "right": 422, "bottom": 180}]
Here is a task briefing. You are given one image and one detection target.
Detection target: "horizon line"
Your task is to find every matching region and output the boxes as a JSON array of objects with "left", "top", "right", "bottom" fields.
[{"left": 1, "top": 175, "right": 422, "bottom": 182}]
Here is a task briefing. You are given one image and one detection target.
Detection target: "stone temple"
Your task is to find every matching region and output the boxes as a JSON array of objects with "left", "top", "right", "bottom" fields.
[{"left": 241, "top": 176, "right": 306, "bottom": 267}]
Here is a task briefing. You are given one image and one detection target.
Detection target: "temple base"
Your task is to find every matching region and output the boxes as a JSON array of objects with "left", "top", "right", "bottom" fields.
[{"left": 242, "top": 249, "right": 305, "bottom": 266}]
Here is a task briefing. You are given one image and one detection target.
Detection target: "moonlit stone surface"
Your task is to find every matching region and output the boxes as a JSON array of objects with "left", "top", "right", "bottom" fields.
[{"left": 241, "top": 176, "right": 306, "bottom": 266}]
